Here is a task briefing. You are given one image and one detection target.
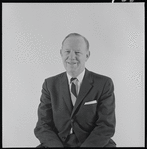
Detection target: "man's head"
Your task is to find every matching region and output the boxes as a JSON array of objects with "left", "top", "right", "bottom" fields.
[{"left": 60, "top": 33, "right": 90, "bottom": 77}]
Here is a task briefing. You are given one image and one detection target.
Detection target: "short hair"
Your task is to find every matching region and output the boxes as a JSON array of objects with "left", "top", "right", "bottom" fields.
[{"left": 62, "top": 33, "right": 90, "bottom": 51}]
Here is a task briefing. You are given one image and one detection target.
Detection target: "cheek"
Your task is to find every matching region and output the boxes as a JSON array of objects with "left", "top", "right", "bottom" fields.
[
  {"left": 62, "top": 55, "right": 68, "bottom": 61},
  {"left": 79, "top": 57, "right": 86, "bottom": 63}
]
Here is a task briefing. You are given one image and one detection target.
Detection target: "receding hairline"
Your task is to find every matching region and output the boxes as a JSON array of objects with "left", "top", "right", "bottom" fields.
[{"left": 62, "top": 33, "right": 89, "bottom": 51}]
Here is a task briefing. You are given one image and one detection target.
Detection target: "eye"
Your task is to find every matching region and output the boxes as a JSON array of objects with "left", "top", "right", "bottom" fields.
[
  {"left": 75, "top": 52, "right": 80, "bottom": 54},
  {"left": 65, "top": 51, "right": 70, "bottom": 53}
]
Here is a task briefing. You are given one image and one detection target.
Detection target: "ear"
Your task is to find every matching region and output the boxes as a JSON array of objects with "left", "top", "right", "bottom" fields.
[
  {"left": 86, "top": 51, "right": 90, "bottom": 60},
  {"left": 60, "top": 49, "right": 62, "bottom": 56}
]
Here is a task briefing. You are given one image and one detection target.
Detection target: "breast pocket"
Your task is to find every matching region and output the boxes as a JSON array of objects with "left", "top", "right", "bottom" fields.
[
  {"left": 83, "top": 100, "right": 98, "bottom": 117},
  {"left": 84, "top": 100, "right": 97, "bottom": 105}
]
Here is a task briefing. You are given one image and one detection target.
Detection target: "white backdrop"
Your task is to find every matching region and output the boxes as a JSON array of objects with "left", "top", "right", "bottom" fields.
[{"left": 2, "top": 3, "right": 144, "bottom": 147}]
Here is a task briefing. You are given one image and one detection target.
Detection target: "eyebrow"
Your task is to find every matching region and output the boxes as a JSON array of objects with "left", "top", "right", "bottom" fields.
[{"left": 64, "top": 49, "right": 81, "bottom": 52}]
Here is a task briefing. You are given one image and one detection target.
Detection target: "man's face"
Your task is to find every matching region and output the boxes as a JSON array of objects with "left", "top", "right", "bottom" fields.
[{"left": 60, "top": 36, "right": 90, "bottom": 77}]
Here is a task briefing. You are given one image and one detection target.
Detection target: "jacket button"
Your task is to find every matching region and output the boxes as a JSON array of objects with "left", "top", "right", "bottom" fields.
[{"left": 71, "top": 119, "right": 74, "bottom": 123}]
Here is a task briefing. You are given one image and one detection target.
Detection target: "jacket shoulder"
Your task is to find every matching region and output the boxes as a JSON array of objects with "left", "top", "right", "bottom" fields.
[
  {"left": 88, "top": 70, "right": 114, "bottom": 90},
  {"left": 89, "top": 70, "right": 112, "bottom": 81},
  {"left": 44, "top": 72, "right": 66, "bottom": 84}
]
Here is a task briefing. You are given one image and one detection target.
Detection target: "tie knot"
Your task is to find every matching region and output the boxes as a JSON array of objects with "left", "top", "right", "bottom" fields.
[{"left": 70, "top": 78, "right": 77, "bottom": 83}]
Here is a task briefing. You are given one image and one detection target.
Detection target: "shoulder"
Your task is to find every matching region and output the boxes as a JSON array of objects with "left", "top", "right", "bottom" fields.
[
  {"left": 87, "top": 70, "right": 114, "bottom": 86},
  {"left": 89, "top": 70, "right": 112, "bottom": 81},
  {"left": 87, "top": 70, "right": 114, "bottom": 92},
  {"left": 44, "top": 71, "right": 66, "bottom": 84}
]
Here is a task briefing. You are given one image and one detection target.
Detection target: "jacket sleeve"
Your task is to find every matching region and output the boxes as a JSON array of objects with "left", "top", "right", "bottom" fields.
[
  {"left": 81, "top": 78, "right": 116, "bottom": 147},
  {"left": 34, "top": 79, "right": 64, "bottom": 147}
]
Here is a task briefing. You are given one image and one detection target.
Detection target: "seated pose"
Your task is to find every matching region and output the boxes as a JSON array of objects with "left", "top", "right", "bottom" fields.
[{"left": 34, "top": 33, "right": 116, "bottom": 147}]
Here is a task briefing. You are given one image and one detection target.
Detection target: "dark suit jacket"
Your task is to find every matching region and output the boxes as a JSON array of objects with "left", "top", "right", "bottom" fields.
[{"left": 34, "top": 69, "right": 116, "bottom": 147}]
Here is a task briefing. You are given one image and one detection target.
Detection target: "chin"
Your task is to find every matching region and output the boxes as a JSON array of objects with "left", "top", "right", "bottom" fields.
[
  {"left": 68, "top": 68, "right": 76, "bottom": 73},
  {"left": 66, "top": 65, "right": 77, "bottom": 70},
  {"left": 67, "top": 68, "right": 77, "bottom": 75}
]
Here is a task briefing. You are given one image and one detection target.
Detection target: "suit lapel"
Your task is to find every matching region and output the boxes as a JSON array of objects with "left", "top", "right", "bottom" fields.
[
  {"left": 71, "top": 69, "right": 93, "bottom": 118},
  {"left": 60, "top": 73, "right": 73, "bottom": 114}
]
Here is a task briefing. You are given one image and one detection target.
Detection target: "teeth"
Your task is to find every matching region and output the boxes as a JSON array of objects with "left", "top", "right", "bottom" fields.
[{"left": 68, "top": 62, "right": 76, "bottom": 64}]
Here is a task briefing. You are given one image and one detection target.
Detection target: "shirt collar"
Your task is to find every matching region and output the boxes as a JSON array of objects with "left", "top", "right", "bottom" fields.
[{"left": 66, "top": 69, "right": 85, "bottom": 85}]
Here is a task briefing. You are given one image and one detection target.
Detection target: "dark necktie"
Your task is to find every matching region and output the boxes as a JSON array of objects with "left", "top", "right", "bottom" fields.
[
  {"left": 70, "top": 78, "right": 78, "bottom": 134},
  {"left": 70, "top": 78, "right": 78, "bottom": 98},
  {"left": 70, "top": 78, "right": 78, "bottom": 106}
]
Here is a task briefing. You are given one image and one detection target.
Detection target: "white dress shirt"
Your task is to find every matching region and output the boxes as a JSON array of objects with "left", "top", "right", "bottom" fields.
[{"left": 66, "top": 69, "right": 85, "bottom": 96}]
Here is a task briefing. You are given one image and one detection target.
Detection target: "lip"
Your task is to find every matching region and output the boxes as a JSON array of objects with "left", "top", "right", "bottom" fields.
[{"left": 67, "top": 62, "right": 77, "bottom": 65}]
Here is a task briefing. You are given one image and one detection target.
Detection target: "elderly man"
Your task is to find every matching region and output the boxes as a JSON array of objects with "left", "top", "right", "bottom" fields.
[{"left": 34, "top": 33, "right": 116, "bottom": 147}]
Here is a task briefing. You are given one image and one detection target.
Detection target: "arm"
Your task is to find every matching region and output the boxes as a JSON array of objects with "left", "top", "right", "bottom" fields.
[
  {"left": 81, "top": 78, "right": 116, "bottom": 147},
  {"left": 34, "top": 79, "right": 64, "bottom": 147}
]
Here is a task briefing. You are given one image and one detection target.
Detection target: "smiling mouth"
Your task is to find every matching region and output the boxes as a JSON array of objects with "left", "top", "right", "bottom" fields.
[{"left": 67, "top": 62, "right": 77, "bottom": 65}]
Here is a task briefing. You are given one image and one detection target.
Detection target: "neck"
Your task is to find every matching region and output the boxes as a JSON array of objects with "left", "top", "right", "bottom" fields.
[{"left": 67, "top": 68, "right": 85, "bottom": 78}]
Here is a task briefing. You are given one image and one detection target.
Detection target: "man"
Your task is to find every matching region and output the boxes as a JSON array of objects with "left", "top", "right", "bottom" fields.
[{"left": 34, "top": 33, "right": 116, "bottom": 147}]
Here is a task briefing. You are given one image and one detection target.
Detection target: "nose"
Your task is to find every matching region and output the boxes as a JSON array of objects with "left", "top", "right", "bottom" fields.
[{"left": 68, "top": 51, "right": 76, "bottom": 60}]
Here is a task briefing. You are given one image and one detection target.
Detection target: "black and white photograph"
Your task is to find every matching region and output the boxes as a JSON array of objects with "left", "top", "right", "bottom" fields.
[{"left": 2, "top": 2, "right": 145, "bottom": 147}]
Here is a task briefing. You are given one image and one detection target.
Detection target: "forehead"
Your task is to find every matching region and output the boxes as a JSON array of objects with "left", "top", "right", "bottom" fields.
[{"left": 63, "top": 36, "right": 87, "bottom": 50}]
